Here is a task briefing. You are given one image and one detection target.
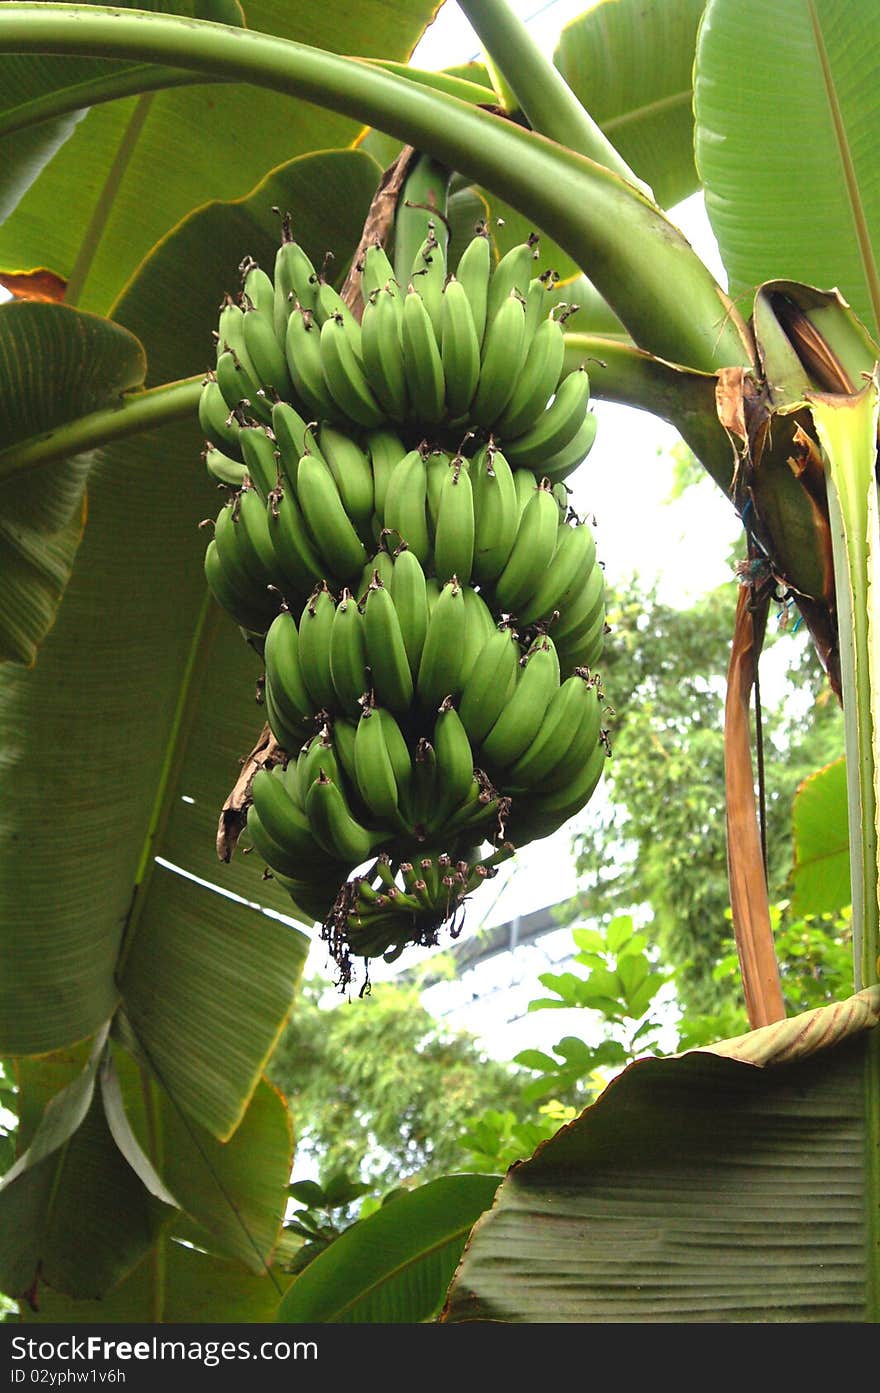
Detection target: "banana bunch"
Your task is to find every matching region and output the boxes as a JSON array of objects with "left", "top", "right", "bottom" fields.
[
  {"left": 198, "top": 220, "right": 612, "bottom": 983},
  {"left": 199, "top": 227, "right": 598, "bottom": 483}
]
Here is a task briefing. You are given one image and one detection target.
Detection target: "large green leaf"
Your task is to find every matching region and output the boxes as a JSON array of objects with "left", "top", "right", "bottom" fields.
[
  {"left": 694, "top": 0, "right": 880, "bottom": 338},
  {"left": 555, "top": 0, "right": 707, "bottom": 210},
  {"left": 0, "top": 0, "right": 437, "bottom": 313},
  {"left": 0, "top": 298, "right": 145, "bottom": 663},
  {"left": 444, "top": 992, "right": 880, "bottom": 1322},
  {"left": 277, "top": 1175, "right": 500, "bottom": 1323},
  {"left": 791, "top": 757, "right": 851, "bottom": 916}
]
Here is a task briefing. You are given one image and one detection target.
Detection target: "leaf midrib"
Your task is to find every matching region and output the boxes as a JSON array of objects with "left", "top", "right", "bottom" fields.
[{"left": 325, "top": 1221, "right": 476, "bottom": 1321}]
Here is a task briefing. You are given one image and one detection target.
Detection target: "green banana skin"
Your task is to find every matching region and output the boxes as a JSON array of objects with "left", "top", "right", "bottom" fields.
[
  {"left": 360, "top": 241, "right": 399, "bottom": 301},
  {"left": 263, "top": 613, "right": 314, "bottom": 734},
  {"left": 306, "top": 771, "right": 382, "bottom": 866},
  {"left": 361, "top": 288, "right": 409, "bottom": 422},
  {"left": 389, "top": 545, "right": 429, "bottom": 678},
  {"left": 361, "top": 576, "right": 415, "bottom": 715},
  {"left": 317, "top": 424, "right": 375, "bottom": 536},
  {"left": 239, "top": 424, "right": 279, "bottom": 502},
  {"left": 203, "top": 539, "right": 275, "bottom": 636},
  {"left": 216, "top": 348, "right": 273, "bottom": 426},
  {"left": 506, "top": 738, "right": 607, "bottom": 845},
  {"left": 409, "top": 223, "right": 447, "bottom": 335},
  {"left": 485, "top": 238, "right": 538, "bottom": 328},
  {"left": 537, "top": 407, "right": 599, "bottom": 486},
  {"left": 251, "top": 766, "right": 336, "bottom": 864},
  {"left": 478, "top": 636, "right": 560, "bottom": 770},
  {"left": 297, "top": 584, "right": 337, "bottom": 713},
  {"left": 401, "top": 290, "right": 446, "bottom": 425},
  {"left": 433, "top": 455, "right": 475, "bottom": 585},
  {"left": 454, "top": 227, "right": 492, "bottom": 346},
  {"left": 199, "top": 376, "right": 244, "bottom": 460},
  {"left": 319, "top": 312, "right": 386, "bottom": 428},
  {"left": 298, "top": 723, "right": 344, "bottom": 795},
  {"left": 243, "top": 303, "right": 293, "bottom": 400},
  {"left": 236, "top": 484, "right": 282, "bottom": 587},
  {"left": 366, "top": 427, "right": 408, "bottom": 518},
  {"left": 469, "top": 291, "right": 527, "bottom": 428},
  {"left": 551, "top": 559, "right": 606, "bottom": 642},
  {"left": 266, "top": 483, "right": 328, "bottom": 599},
  {"left": 494, "top": 314, "right": 566, "bottom": 440},
  {"left": 505, "top": 671, "right": 602, "bottom": 790},
  {"left": 416, "top": 576, "right": 467, "bottom": 711},
  {"left": 440, "top": 276, "right": 481, "bottom": 419},
  {"left": 502, "top": 367, "right": 592, "bottom": 467},
  {"left": 460, "top": 584, "right": 496, "bottom": 687},
  {"left": 204, "top": 442, "right": 247, "bottom": 489},
  {"left": 432, "top": 697, "right": 476, "bottom": 824},
  {"left": 458, "top": 624, "right": 522, "bottom": 745},
  {"left": 296, "top": 450, "right": 369, "bottom": 581},
  {"left": 212, "top": 496, "right": 275, "bottom": 603},
  {"left": 354, "top": 704, "right": 402, "bottom": 827},
  {"left": 271, "top": 400, "right": 311, "bottom": 483},
  {"left": 555, "top": 608, "right": 607, "bottom": 674},
  {"left": 425, "top": 448, "right": 455, "bottom": 536},
  {"left": 383, "top": 446, "right": 431, "bottom": 566},
  {"left": 493, "top": 479, "right": 561, "bottom": 615},
  {"left": 284, "top": 304, "right": 340, "bottom": 421},
  {"left": 470, "top": 443, "right": 519, "bottom": 583},
  {"left": 329, "top": 587, "right": 370, "bottom": 712},
  {"left": 516, "top": 518, "right": 598, "bottom": 627},
  {"left": 274, "top": 226, "right": 320, "bottom": 334}
]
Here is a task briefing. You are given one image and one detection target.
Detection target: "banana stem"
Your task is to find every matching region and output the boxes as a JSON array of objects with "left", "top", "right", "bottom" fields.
[
  {"left": 0, "top": 4, "right": 752, "bottom": 373},
  {"left": 455, "top": 0, "right": 652, "bottom": 199},
  {"left": 0, "top": 375, "right": 202, "bottom": 482}
]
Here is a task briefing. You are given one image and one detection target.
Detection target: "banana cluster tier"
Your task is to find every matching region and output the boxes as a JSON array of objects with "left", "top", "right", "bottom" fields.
[{"left": 199, "top": 224, "right": 610, "bottom": 982}]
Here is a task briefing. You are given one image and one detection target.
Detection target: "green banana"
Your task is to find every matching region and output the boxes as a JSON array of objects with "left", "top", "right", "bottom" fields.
[
  {"left": 250, "top": 766, "right": 338, "bottom": 867},
  {"left": 298, "top": 722, "right": 344, "bottom": 796},
  {"left": 365, "top": 426, "right": 407, "bottom": 521},
  {"left": 401, "top": 290, "right": 446, "bottom": 425},
  {"left": 263, "top": 610, "right": 314, "bottom": 730},
  {"left": 238, "top": 424, "right": 278, "bottom": 502},
  {"left": 551, "top": 559, "right": 606, "bottom": 643},
  {"left": 212, "top": 494, "right": 273, "bottom": 599},
  {"left": 506, "top": 737, "right": 606, "bottom": 845},
  {"left": 360, "top": 287, "right": 408, "bottom": 422},
  {"left": 239, "top": 257, "right": 275, "bottom": 323},
  {"left": 433, "top": 454, "right": 475, "bottom": 585},
  {"left": 246, "top": 801, "right": 332, "bottom": 883},
  {"left": 216, "top": 348, "right": 272, "bottom": 425},
  {"left": 494, "top": 314, "right": 566, "bottom": 440},
  {"left": 458, "top": 624, "right": 521, "bottom": 745},
  {"left": 409, "top": 223, "right": 446, "bottom": 336},
  {"left": 319, "top": 312, "right": 385, "bottom": 428},
  {"left": 470, "top": 443, "right": 519, "bottom": 583},
  {"left": 360, "top": 241, "right": 400, "bottom": 300},
  {"left": 425, "top": 447, "right": 454, "bottom": 535},
  {"left": 296, "top": 450, "right": 369, "bottom": 581},
  {"left": 235, "top": 482, "right": 280, "bottom": 584},
  {"left": 243, "top": 303, "right": 293, "bottom": 401},
  {"left": 274, "top": 226, "right": 320, "bottom": 334},
  {"left": 271, "top": 400, "right": 310, "bottom": 485},
  {"left": 203, "top": 539, "right": 275, "bottom": 635},
  {"left": 356, "top": 548, "right": 394, "bottom": 601},
  {"left": 388, "top": 544, "right": 429, "bottom": 678},
  {"left": 479, "top": 635, "right": 560, "bottom": 769},
  {"left": 454, "top": 227, "right": 492, "bottom": 345},
  {"left": 353, "top": 704, "right": 401, "bottom": 826},
  {"left": 485, "top": 238, "right": 538, "bottom": 328},
  {"left": 383, "top": 445, "right": 431, "bottom": 565},
  {"left": 538, "top": 407, "right": 599, "bottom": 485},
  {"left": 505, "top": 670, "right": 602, "bottom": 790},
  {"left": 266, "top": 482, "right": 327, "bottom": 596},
  {"left": 284, "top": 305, "right": 339, "bottom": 421},
  {"left": 494, "top": 478, "right": 561, "bottom": 615},
  {"left": 440, "top": 275, "right": 481, "bottom": 419},
  {"left": 503, "top": 368, "right": 592, "bottom": 467},
  {"left": 516, "top": 518, "right": 598, "bottom": 627},
  {"left": 204, "top": 442, "right": 247, "bottom": 488},
  {"left": 199, "top": 377, "right": 243, "bottom": 460},
  {"left": 317, "top": 424, "right": 374, "bottom": 535},
  {"left": 460, "top": 584, "right": 495, "bottom": 686},
  {"left": 297, "top": 584, "right": 337, "bottom": 712},
  {"left": 555, "top": 606, "right": 607, "bottom": 674},
  {"left": 416, "top": 576, "right": 466, "bottom": 710},
  {"left": 329, "top": 587, "right": 370, "bottom": 711},
  {"left": 431, "top": 697, "right": 476, "bottom": 825},
  {"left": 361, "top": 575, "right": 415, "bottom": 715},
  {"left": 469, "top": 290, "right": 528, "bottom": 427},
  {"left": 263, "top": 673, "right": 311, "bottom": 755},
  {"left": 306, "top": 770, "right": 381, "bottom": 866}
]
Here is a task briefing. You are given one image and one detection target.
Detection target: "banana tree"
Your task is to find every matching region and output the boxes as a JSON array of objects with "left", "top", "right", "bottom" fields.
[{"left": 0, "top": 0, "right": 877, "bottom": 1322}]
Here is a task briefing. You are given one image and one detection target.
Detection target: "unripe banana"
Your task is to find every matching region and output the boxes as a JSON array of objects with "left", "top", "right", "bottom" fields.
[
  {"left": 409, "top": 223, "right": 447, "bottom": 336},
  {"left": 204, "top": 539, "right": 275, "bottom": 635},
  {"left": 297, "top": 584, "right": 337, "bottom": 712},
  {"left": 212, "top": 494, "right": 273, "bottom": 600},
  {"left": 494, "top": 315, "right": 566, "bottom": 440},
  {"left": 388, "top": 545, "right": 429, "bottom": 678},
  {"left": 239, "top": 258, "right": 275, "bottom": 323},
  {"left": 305, "top": 771, "right": 381, "bottom": 865},
  {"left": 537, "top": 406, "right": 599, "bottom": 485},
  {"left": 505, "top": 670, "right": 602, "bottom": 791},
  {"left": 199, "top": 377, "right": 243, "bottom": 459},
  {"left": 469, "top": 291, "right": 528, "bottom": 427},
  {"left": 357, "top": 548, "right": 394, "bottom": 601},
  {"left": 470, "top": 443, "right": 519, "bottom": 583},
  {"left": 247, "top": 801, "right": 334, "bottom": 883},
  {"left": 353, "top": 703, "right": 401, "bottom": 826},
  {"left": 285, "top": 305, "right": 339, "bottom": 421},
  {"left": 494, "top": 478, "right": 561, "bottom": 615},
  {"left": 360, "top": 241, "right": 400, "bottom": 301},
  {"left": 401, "top": 290, "right": 445, "bottom": 425},
  {"left": 439, "top": 276, "right": 481, "bottom": 419},
  {"left": 274, "top": 230, "right": 320, "bottom": 335},
  {"left": 250, "top": 767, "right": 336, "bottom": 867},
  {"left": 216, "top": 348, "right": 272, "bottom": 425},
  {"left": 365, "top": 427, "right": 408, "bottom": 521},
  {"left": 235, "top": 482, "right": 280, "bottom": 585},
  {"left": 433, "top": 455, "right": 475, "bottom": 585},
  {"left": 416, "top": 576, "right": 466, "bottom": 710},
  {"left": 383, "top": 446, "right": 431, "bottom": 565},
  {"left": 479, "top": 635, "right": 560, "bottom": 769},
  {"left": 204, "top": 442, "right": 247, "bottom": 488},
  {"left": 458, "top": 624, "right": 521, "bottom": 744},
  {"left": 516, "top": 518, "right": 598, "bottom": 627},
  {"left": 320, "top": 313, "right": 386, "bottom": 428},
  {"left": 485, "top": 238, "right": 538, "bottom": 328},
  {"left": 460, "top": 584, "right": 495, "bottom": 686},
  {"left": 551, "top": 558, "right": 606, "bottom": 643},
  {"left": 432, "top": 697, "right": 476, "bottom": 825},
  {"left": 455, "top": 227, "right": 492, "bottom": 345},
  {"left": 361, "top": 575, "right": 415, "bottom": 715},
  {"left": 425, "top": 448, "right": 454, "bottom": 536},
  {"left": 555, "top": 605, "right": 607, "bottom": 674},
  {"left": 266, "top": 482, "right": 328, "bottom": 596},
  {"left": 506, "top": 737, "right": 606, "bottom": 845},
  {"left": 298, "top": 722, "right": 344, "bottom": 795},
  {"left": 296, "top": 450, "right": 369, "bottom": 581},
  {"left": 239, "top": 424, "right": 279, "bottom": 502},
  {"left": 329, "top": 587, "right": 370, "bottom": 711},
  {"left": 361, "top": 288, "right": 409, "bottom": 422},
  {"left": 264, "top": 610, "right": 314, "bottom": 730},
  {"left": 317, "top": 424, "right": 374, "bottom": 535},
  {"left": 503, "top": 367, "right": 591, "bottom": 467},
  {"left": 271, "top": 400, "right": 311, "bottom": 485},
  {"left": 263, "top": 674, "right": 311, "bottom": 756},
  {"left": 243, "top": 305, "right": 293, "bottom": 401}
]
